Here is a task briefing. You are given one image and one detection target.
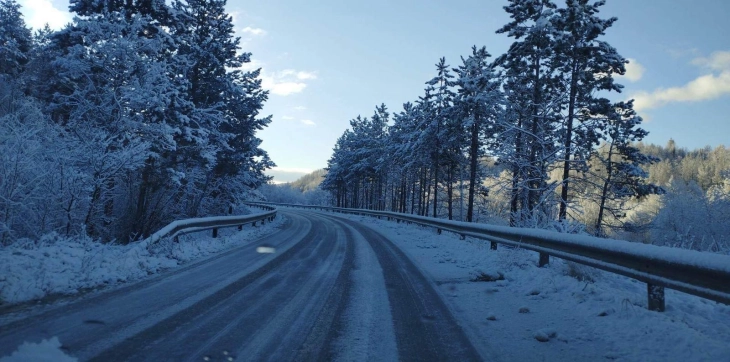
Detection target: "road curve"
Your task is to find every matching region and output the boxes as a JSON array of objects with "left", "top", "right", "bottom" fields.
[{"left": 0, "top": 210, "right": 482, "bottom": 361}]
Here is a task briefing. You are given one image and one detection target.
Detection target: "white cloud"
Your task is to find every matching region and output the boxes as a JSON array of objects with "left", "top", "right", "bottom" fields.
[
  {"left": 622, "top": 58, "right": 645, "bottom": 82},
  {"left": 276, "top": 70, "right": 317, "bottom": 80},
  {"left": 691, "top": 51, "right": 730, "bottom": 71},
  {"left": 242, "top": 26, "right": 267, "bottom": 36},
  {"left": 632, "top": 51, "right": 730, "bottom": 111},
  {"left": 281, "top": 115, "right": 294, "bottom": 120},
  {"left": 261, "top": 77, "right": 307, "bottom": 96},
  {"left": 294, "top": 106, "right": 307, "bottom": 111},
  {"left": 19, "top": 0, "right": 72, "bottom": 30},
  {"left": 243, "top": 66, "right": 316, "bottom": 96},
  {"left": 301, "top": 119, "right": 316, "bottom": 126},
  {"left": 296, "top": 71, "right": 318, "bottom": 80}
]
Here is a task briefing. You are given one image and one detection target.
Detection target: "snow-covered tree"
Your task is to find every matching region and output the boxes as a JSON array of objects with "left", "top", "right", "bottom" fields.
[
  {"left": 583, "top": 100, "right": 662, "bottom": 236},
  {"left": 552, "top": 0, "right": 627, "bottom": 221},
  {"left": 172, "top": 0, "right": 274, "bottom": 215},
  {"left": 453, "top": 46, "right": 502, "bottom": 222},
  {"left": 496, "top": 0, "right": 563, "bottom": 226},
  {"left": 0, "top": 0, "right": 32, "bottom": 78}
]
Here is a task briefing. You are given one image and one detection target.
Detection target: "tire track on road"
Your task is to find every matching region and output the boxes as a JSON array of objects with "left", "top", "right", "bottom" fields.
[
  {"left": 330, "top": 214, "right": 483, "bottom": 362},
  {"left": 87, "top": 213, "right": 327, "bottom": 361}
]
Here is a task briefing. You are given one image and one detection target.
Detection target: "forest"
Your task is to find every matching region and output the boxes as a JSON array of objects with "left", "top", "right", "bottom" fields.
[
  {"left": 0, "top": 0, "right": 273, "bottom": 245},
  {"left": 2, "top": 0, "right": 727, "bottom": 255},
  {"left": 312, "top": 0, "right": 730, "bottom": 253}
]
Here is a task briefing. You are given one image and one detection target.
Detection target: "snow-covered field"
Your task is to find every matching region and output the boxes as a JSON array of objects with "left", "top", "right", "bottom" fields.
[
  {"left": 0, "top": 216, "right": 284, "bottom": 307},
  {"left": 337, "top": 213, "right": 730, "bottom": 362}
]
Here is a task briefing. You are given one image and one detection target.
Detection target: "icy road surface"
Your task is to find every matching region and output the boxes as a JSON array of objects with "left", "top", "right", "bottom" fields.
[{"left": 0, "top": 210, "right": 481, "bottom": 361}]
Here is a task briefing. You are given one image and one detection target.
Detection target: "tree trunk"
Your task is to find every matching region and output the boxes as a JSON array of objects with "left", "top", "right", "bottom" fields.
[
  {"left": 418, "top": 168, "right": 425, "bottom": 215},
  {"left": 447, "top": 164, "right": 454, "bottom": 220},
  {"left": 595, "top": 143, "right": 615, "bottom": 236},
  {"left": 133, "top": 162, "right": 153, "bottom": 239},
  {"left": 509, "top": 117, "right": 524, "bottom": 227},
  {"left": 459, "top": 163, "right": 464, "bottom": 221},
  {"left": 527, "top": 38, "right": 544, "bottom": 218},
  {"left": 467, "top": 120, "right": 479, "bottom": 222},
  {"left": 559, "top": 61, "right": 579, "bottom": 221},
  {"left": 425, "top": 170, "right": 432, "bottom": 217},
  {"left": 433, "top": 161, "right": 439, "bottom": 218}
]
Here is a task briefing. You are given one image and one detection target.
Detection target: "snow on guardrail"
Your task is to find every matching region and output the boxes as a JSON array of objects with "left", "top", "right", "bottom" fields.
[
  {"left": 256, "top": 201, "right": 730, "bottom": 311},
  {"left": 143, "top": 204, "right": 277, "bottom": 246}
]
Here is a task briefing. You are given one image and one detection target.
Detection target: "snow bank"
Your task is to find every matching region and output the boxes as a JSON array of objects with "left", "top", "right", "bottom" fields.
[
  {"left": 0, "top": 217, "right": 284, "bottom": 306},
  {"left": 340, "top": 213, "right": 730, "bottom": 362}
]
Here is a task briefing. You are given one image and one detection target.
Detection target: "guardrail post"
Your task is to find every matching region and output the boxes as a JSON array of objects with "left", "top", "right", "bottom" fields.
[
  {"left": 252, "top": 221, "right": 257, "bottom": 227},
  {"left": 437, "top": 228, "right": 442, "bottom": 235},
  {"left": 460, "top": 234, "right": 465, "bottom": 240},
  {"left": 238, "top": 225, "right": 243, "bottom": 231},
  {"left": 212, "top": 228, "right": 218, "bottom": 238},
  {"left": 538, "top": 253, "right": 549, "bottom": 267},
  {"left": 490, "top": 242, "right": 497, "bottom": 250},
  {"left": 647, "top": 284, "right": 665, "bottom": 312}
]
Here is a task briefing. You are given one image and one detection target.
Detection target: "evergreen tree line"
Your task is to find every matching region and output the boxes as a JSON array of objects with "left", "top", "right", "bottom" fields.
[
  {"left": 0, "top": 0, "right": 273, "bottom": 245},
  {"left": 321, "top": 0, "right": 663, "bottom": 237}
]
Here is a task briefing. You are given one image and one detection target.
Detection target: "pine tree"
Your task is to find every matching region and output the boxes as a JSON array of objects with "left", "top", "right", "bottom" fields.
[
  {"left": 496, "top": 0, "right": 562, "bottom": 226},
  {"left": 173, "top": 0, "right": 273, "bottom": 207},
  {"left": 588, "top": 100, "right": 662, "bottom": 236},
  {"left": 453, "top": 46, "right": 502, "bottom": 222},
  {"left": 0, "top": 0, "right": 32, "bottom": 77},
  {"left": 424, "top": 58, "right": 456, "bottom": 218},
  {"left": 389, "top": 102, "right": 421, "bottom": 213},
  {"left": 553, "top": 0, "right": 627, "bottom": 221}
]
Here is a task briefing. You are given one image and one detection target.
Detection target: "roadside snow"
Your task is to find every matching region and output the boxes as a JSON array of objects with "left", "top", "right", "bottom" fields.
[
  {"left": 0, "top": 216, "right": 284, "bottom": 306},
  {"left": 337, "top": 213, "right": 730, "bottom": 362}
]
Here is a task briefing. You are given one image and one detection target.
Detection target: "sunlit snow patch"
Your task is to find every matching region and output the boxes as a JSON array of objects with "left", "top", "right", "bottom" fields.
[
  {"left": 256, "top": 245, "right": 276, "bottom": 254},
  {"left": 0, "top": 337, "right": 77, "bottom": 362}
]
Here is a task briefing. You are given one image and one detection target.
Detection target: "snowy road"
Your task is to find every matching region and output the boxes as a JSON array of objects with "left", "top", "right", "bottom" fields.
[{"left": 0, "top": 210, "right": 482, "bottom": 361}]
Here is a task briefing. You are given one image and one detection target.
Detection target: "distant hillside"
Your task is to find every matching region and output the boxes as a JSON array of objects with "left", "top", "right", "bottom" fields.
[{"left": 290, "top": 169, "right": 327, "bottom": 192}]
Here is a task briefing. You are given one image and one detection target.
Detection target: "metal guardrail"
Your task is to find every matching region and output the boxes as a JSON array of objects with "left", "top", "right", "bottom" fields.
[
  {"left": 256, "top": 201, "right": 730, "bottom": 312},
  {"left": 145, "top": 204, "right": 277, "bottom": 244}
]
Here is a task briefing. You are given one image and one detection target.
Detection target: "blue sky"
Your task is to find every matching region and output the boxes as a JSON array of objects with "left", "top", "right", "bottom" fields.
[{"left": 20, "top": 0, "right": 730, "bottom": 182}]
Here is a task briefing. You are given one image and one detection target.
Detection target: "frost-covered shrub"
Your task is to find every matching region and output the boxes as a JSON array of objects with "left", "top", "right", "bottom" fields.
[{"left": 651, "top": 179, "right": 730, "bottom": 254}]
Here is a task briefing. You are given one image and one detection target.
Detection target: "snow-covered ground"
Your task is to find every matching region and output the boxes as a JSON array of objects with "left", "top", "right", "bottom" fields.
[
  {"left": 2, "top": 208, "right": 729, "bottom": 361},
  {"left": 336, "top": 213, "right": 730, "bottom": 362},
  {"left": 0, "top": 216, "right": 284, "bottom": 307},
  {"left": 0, "top": 337, "right": 76, "bottom": 362}
]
